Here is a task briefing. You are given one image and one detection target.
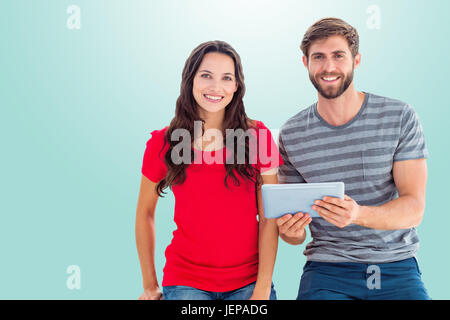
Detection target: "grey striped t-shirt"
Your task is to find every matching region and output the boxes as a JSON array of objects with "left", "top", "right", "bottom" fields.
[{"left": 278, "top": 92, "right": 428, "bottom": 263}]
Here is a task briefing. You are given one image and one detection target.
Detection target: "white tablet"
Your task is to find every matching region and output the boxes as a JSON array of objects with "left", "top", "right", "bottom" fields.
[{"left": 261, "top": 182, "right": 345, "bottom": 219}]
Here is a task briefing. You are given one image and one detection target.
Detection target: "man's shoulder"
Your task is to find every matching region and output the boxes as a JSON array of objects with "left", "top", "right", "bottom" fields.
[
  {"left": 365, "top": 93, "right": 421, "bottom": 129},
  {"left": 366, "top": 92, "right": 411, "bottom": 113},
  {"left": 280, "top": 104, "right": 315, "bottom": 135}
]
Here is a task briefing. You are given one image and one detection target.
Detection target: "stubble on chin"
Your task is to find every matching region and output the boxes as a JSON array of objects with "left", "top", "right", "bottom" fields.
[{"left": 309, "top": 70, "right": 354, "bottom": 100}]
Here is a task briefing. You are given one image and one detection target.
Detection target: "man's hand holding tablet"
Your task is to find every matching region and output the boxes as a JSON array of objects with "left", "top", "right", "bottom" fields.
[
  {"left": 276, "top": 212, "right": 312, "bottom": 245},
  {"left": 261, "top": 182, "right": 345, "bottom": 245},
  {"left": 312, "top": 195, "right": 361, "bottom": 229}
]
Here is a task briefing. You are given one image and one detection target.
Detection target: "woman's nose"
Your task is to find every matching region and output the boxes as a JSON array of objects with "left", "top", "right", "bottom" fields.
[{"left": 209, "top": 79, "right": 222, "bottom": 92}]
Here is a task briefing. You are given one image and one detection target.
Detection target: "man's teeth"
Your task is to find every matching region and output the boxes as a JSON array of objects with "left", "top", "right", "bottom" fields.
[
  {"left": 322, "top": 76, "right": 339, "bottom": 81},
  {"left": 205, "top": 95, "right": 223, "bottom": 100}
]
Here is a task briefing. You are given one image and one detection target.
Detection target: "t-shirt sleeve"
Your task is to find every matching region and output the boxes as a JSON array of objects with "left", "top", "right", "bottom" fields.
[
  {"left": 277, "top": 131, "right": 306, "bottom": 184},
  {"left": 254, "top": 121, "right": 284, "bottom": 173},
  {"left": 141, "top": 129, "right": 168, "bottom": 183},
  {"left": 393, "top": 104, "right": 428, "bottom": 162}
]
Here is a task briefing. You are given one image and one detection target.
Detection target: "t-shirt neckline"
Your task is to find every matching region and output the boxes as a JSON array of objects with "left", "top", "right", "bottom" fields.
[
  {"left": 313, "top": 92, "right": 370, "bottom": 130},
  {"left": 191, "top": 144, "right": 226, "bottom": 153}
]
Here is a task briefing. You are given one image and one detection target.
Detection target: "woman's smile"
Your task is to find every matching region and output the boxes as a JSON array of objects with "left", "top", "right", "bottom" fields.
[{"left": 203, "top": 94, "right": 224, "bottom": 103}]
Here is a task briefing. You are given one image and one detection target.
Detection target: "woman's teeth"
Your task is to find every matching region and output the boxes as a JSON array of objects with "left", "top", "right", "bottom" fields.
[{"left": 204, "top": 95, "right": 223, "bottom": 101}]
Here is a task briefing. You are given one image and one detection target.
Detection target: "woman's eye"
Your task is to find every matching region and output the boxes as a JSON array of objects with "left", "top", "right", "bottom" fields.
[
  {"left": 223, "top": 76, "right": 233, "bottom": 81},
  {"left": 201, "top": 73, "right": 211, "bottom": 78}
]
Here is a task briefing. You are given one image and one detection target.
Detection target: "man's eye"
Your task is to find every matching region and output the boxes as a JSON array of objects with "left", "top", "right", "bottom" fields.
[{"left": 313, "top": 55, "right": 323, "bottom": 60}]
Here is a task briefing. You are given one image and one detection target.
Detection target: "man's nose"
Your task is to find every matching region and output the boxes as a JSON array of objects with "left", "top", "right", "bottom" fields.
[{"left": 323, "top": 58, "right": 337, "bottom": 73}]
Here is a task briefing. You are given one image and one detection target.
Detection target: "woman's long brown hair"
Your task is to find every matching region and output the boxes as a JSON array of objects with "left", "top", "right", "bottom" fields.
[{"left": 156, "top": 40, "right": 261, "bottom": 196}]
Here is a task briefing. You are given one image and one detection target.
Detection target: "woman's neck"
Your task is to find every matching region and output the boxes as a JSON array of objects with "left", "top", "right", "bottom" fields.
[
  {"left": 194, "top": 108, "right": 225, "bottom": 151},
  {"left": 198, "top": 108, "right": 225, "bottom": 132}
]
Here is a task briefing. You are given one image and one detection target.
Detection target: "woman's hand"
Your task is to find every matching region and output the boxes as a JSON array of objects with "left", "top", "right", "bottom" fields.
[
  {"left": 249, "top": 289, "right": 271, "bottom": 300},
  {"left": 138, "top": 286, "right": 163, "bottom": 300}
]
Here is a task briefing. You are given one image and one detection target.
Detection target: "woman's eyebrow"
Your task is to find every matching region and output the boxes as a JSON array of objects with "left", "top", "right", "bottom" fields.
[{"left": 198, "top": 70, "right": 235, "bottom": 76}]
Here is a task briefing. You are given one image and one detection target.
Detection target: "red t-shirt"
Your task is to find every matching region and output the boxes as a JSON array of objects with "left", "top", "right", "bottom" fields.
[{"left": 141, "top": 121, "right": 283, "bottom": 292}]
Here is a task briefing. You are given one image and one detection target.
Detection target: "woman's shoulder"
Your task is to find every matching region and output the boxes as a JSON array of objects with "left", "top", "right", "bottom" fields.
[
  {"left": 145, "top": 126, "right": 169, "bottom": 154},
  {"left": 150, "top": 126, "right": 169, "bottom": 136},
  {"left": 246, "top": 120, "right": 276, "bottom": 146},
  {"left": 148, "top": 126, "right": 169, "bottom": 142},
  {"left": 247, "top": 119, "right": 268, "bottom": 130}
]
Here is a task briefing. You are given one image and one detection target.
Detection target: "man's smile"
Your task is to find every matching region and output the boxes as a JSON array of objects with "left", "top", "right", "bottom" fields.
[{"left": 320, "top": 75, "right": 341, "bottom": 83}]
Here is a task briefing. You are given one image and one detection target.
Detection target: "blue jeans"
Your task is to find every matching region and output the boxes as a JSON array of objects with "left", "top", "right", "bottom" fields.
[
  {"left": 163, "top": 282, "right": 277, "bottom": 300},
  {"left": 297, "top": 257, "right": 430, "bottom": 300}
]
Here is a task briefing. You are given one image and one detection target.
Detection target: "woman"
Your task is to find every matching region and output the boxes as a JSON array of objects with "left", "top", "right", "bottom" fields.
[{"left": 135, "top": 40, "right": 283, "bottom": 300}]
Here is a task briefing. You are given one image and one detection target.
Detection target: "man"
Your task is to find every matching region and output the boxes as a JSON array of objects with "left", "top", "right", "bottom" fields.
[{"left": 277, "top": 17, "right": 430, "bottom": 300}]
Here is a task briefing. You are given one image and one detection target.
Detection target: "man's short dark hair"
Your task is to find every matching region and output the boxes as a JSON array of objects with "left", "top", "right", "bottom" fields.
[{"left": 301, "top": 17, "right": 359, "bottom": 58}]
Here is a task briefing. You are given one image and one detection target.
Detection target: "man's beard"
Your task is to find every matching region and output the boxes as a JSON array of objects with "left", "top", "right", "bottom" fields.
[{"left": 309, "top": 69, "right": 354, "bottom": 99}]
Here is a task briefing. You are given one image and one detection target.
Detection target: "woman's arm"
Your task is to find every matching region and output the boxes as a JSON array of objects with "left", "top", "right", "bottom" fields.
[
  {"left": 135, "top": 175, "right": 162, "bottom": 300},
  {"left": 250, "top": 169, "right": 279, "bottom": 300}
]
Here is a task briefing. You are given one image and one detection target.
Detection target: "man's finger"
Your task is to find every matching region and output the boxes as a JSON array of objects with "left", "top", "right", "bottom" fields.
[
  {"left": 287, "top": 213, "right": 309, "bottom": 232},
  {"left": 316, "top": 209, "right": 343, "bottom": 228},
  {"left": 315, "top": 200, "right": 347, "bottom": 215},
  {"left": 322, "top": 196, "right": 346, "bottom": 208},
  {"left": 313, "top": 205, "right": 342, "bottom": 220},
  {"left": 276, "top": 214, "right": 292, "bottom": 227},
  {"left": 316, "top": 206, "right": 350, "bottom": 228},
  {"left": 292, "top": 215, "right": 312, "bottom": 232},
  {"left": 279, "top": 213, "right": 303, "bottom": 231}
]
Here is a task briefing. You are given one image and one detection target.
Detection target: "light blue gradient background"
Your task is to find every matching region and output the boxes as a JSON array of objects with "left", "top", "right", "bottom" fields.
[{"left": 1, "top": 0, "right": 449, "bottom": 299}]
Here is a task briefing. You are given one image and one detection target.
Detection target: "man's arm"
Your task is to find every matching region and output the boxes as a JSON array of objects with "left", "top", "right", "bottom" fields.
[
  {"left": 277, "top": 132, "right": 306, "bottom": 185},
  {"left": 313, "top": 158, "right": 427, "bottom": 230},
  {"left": 276, "top": 132, "right": 312, "bottom": 244}
]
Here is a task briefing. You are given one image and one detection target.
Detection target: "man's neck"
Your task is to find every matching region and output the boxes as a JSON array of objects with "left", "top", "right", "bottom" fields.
[{"left": 316, "top": 85, "right": 365, "bottom": 127}]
